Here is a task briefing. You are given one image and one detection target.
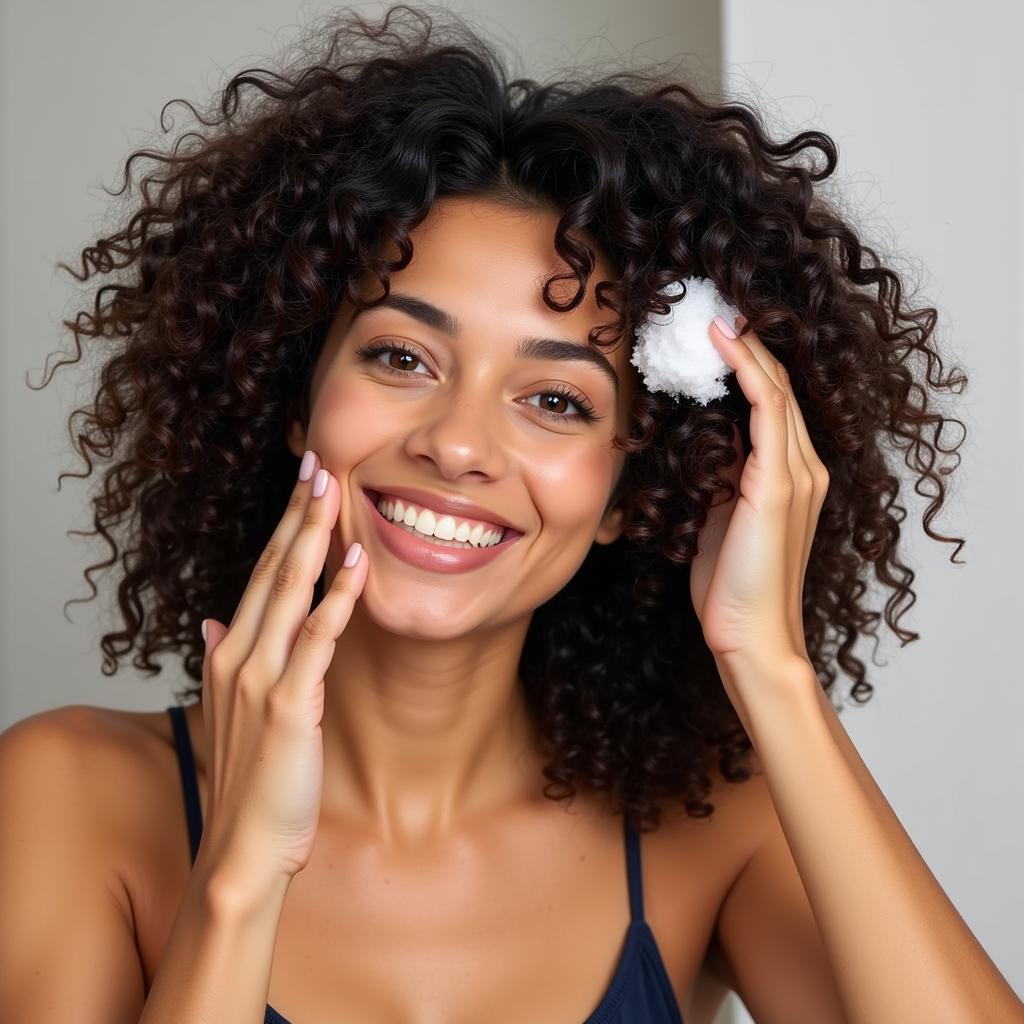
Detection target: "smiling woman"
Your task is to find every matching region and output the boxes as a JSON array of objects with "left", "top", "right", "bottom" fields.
[
  {"left": 281, "top": 196, "right": 638, "bottom": 612},
  {"left": 3, "top": 4, "right": 1018, "bottom": 1024}
]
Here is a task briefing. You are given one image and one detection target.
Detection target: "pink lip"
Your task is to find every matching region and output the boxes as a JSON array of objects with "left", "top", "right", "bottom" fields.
[
  {"left": 362, "top": 483, "right": 523, "bottom": 533},
  {"left": 360, "top": 489, "right": 523, "bottom": 574}
]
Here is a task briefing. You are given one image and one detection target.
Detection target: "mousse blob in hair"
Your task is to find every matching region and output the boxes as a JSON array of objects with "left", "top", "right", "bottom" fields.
[{"left": 631, "top": 276, "right": 742, "bottom": 405}]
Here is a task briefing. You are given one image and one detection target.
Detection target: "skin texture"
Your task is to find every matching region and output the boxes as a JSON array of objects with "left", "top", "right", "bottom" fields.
[{"left": 284, "top": 195, "right": 639, "bottom": 844}]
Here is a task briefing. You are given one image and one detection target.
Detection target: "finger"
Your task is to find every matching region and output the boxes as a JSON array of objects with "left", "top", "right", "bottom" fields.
[
  {"left": 769, "top": 353, "right": 826, "bottom": 617},
  {"left": 768, "top": 350, "right": 830, "bottom": 514},
  {"left": 736, "top": 323, "right": 818, "bottom": 476},
  {"left": 737, "top": 329, "right": 809, "bottom": 478},
  {"left": 706, "top": 421, "right": 744, "bottom": 531},
  {"left": 276, "top": 542, "right": 369, "bottom": 705},
  {"left": 773, "top": 365, "right": 810, "bottom": 635},
  {"left": 200, "top": 616, "right": 229, "bottom": 784},
  {"left": 691, "top": 423, "right": 743, "bottom": 620},
  {"left": 246, "top": 467, "right": 342, "bottom": 682},
  {"left": 710, "top": 317, "right": 792, "bottom": 504},
  {"left": 735, "top": 322, "right": 823, "bottom": 648},
  {"left": 220, "top": 450, "right": 322, "bottom": 663}
]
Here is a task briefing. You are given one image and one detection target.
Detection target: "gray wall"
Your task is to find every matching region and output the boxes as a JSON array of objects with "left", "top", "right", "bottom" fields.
[
  {"left": 721, "top": 0, "right": 1024, "bottom": 1016},
  {"left": 2, "top": 0, "right": 1020, "bottom": 1018}
]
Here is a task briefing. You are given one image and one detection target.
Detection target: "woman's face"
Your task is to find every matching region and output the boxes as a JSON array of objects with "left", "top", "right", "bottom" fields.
[{"left": 289, "top": 195, "right": 638, "bottom": 639}]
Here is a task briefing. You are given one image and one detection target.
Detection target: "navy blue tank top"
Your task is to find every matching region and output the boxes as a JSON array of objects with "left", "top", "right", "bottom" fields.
[{"left": 166, "top": 704, "right": 684, "bottom": 1024}]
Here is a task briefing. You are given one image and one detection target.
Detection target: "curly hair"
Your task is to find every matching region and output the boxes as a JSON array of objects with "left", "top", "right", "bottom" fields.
[{"left": 33, "top": 4, "right": 967, "bottom": 833}]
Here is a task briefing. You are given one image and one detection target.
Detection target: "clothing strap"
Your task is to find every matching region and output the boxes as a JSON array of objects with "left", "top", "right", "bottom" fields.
[
  {"left": 624, "top": 816, "right": 645, "bottom": 922},
  {"left": 166, "top": 705, "right": 203, "bottom": 866}
]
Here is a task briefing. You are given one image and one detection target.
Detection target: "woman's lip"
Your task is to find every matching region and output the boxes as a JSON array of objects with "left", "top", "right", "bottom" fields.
[
  {"left": 363, "top": 489, "right": 524, "bottom": 538},
  {"left": 360, "top": 488, "right": 523, "bottom": 574}
]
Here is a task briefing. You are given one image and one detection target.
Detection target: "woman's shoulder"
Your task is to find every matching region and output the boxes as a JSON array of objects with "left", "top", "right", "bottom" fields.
[
  {"left": 0, "top": 702, "right": 180, "bottom": 771},
  {"left": 0, "top": 703, "right": 204, "bottom": 1001},
  {"left": 0, "top": 702, "right": 192, "bottom": 868},
  {"left": 0, "top": 702, "right": 157, "bottom": 777}
]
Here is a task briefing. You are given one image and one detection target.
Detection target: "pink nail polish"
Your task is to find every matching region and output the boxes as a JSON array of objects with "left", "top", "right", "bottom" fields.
[
  {"left": 312, "top": 469, "right": 328, "bottom": 498},
  {"left": 344, "top": 542, "right": 363, "bottom": 568},
  {"left": 298, "top": 450, "right": 315, "bottom": 482},
  {"left": 713, "top": 315, "right": 738, "bottom": 340}
]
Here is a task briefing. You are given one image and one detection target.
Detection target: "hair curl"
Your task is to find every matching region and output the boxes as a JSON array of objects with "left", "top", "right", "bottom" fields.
[{"left": 34, "top": 4, "right": 968, "bottom": 833}]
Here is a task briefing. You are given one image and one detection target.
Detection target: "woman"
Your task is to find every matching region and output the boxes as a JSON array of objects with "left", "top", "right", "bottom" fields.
[{"left": 1, "top": 5, "right": 1020, "bottom": 1022}]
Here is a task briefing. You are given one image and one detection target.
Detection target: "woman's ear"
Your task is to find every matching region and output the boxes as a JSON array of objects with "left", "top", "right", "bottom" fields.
[
  {"left": 594, "top": 471, "right": 634, "bottom": 546},
  {"left": 594, "top": 500, "right": 631, "bottom": 546},
  {"left": 285, "top": 415, "right": 308, "bottom": 460}
]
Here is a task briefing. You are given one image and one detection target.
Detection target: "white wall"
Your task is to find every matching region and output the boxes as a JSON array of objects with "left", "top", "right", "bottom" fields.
[{"left": 720, "top": 0, "right": 1024, "bottom": 1017}]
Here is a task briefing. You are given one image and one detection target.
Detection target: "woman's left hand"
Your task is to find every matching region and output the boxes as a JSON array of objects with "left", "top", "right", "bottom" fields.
[{"left": 689, "top": 315, "right": 830, "bottom": 679}]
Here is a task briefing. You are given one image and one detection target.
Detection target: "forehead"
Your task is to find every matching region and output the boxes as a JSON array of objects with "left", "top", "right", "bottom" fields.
[{"left": 351, "top": 196, "right": 627, "bottom": 352}]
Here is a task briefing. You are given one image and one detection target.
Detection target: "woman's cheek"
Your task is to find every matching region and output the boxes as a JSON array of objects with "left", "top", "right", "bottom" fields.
[
  {"left": 529, "top": 444, "right": 618, "bottom": 536},
  {"left": 309, "top": 375, "right": 392, "bottom": 460}
]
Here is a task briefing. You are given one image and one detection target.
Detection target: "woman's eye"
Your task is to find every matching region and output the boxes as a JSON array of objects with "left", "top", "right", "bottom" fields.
[
  {"left": 523, "top": 390, "right": 598, "bottom": 423},
  {"left": 353, "top": 341, "right": 599, "bottom": 423},
  {"left": 355, "top": 341, "right": 430, "bottom": 375}
]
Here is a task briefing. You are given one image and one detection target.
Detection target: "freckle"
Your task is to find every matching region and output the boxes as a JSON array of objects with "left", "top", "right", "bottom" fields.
[{"left": 384, "top": 877, "right": 390, "bottom": 885}]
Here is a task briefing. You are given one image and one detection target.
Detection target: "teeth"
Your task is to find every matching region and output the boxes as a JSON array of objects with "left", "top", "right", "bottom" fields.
[{"left": 376, "top": 496, "right": 505, "bottom": 548}]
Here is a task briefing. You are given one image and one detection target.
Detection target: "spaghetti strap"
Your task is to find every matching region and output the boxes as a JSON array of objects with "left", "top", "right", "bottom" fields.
[
  {"left": 166, "top": 705, "right": 203, "bottom": 866},
  {"left": 624, "top": 817, "right": 644, "bottom": 923}
]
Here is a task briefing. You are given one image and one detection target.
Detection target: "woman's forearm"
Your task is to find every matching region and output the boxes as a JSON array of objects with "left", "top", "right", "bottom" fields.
[
  {"left": 720, "top": 655, "right": 1023, "bottom": 1024},
  {"left": 138, "top": 857, "right": 291, "bottom": 1023}
]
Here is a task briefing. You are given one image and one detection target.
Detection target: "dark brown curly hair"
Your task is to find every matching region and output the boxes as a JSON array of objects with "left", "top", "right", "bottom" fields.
[{"left": 33, "top": 4, "right": 967, "bottom": 833}]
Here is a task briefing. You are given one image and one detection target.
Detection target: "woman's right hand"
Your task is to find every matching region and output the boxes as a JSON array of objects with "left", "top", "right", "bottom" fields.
[{"left": 195, "top": 450, "right": 368, "bottom": 889}]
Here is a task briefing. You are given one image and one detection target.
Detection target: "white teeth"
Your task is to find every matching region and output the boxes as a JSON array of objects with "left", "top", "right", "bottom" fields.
[
  {"left": 376, "top": 496, "right": 505, "bottom": 548},
  {"left": 414, "top": 507, "right": 437, "bottom": 537}
]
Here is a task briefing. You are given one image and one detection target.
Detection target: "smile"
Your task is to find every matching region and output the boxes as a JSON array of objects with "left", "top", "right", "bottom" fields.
[{"left": 359, "top": 489, "right": 523, "bottom": 574}]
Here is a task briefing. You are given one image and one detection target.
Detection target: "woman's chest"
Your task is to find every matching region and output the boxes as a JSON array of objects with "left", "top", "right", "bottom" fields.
[
  {"left": 124, "top": 718, "right": 753, "bottom": 1024},
  {"left": 257, "top": 821, "right": 733, "bottom": 1024}
]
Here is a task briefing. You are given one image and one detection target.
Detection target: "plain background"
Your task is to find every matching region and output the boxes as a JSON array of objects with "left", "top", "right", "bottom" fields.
[{"left": 1, "top": 1, "right": 1020, "bottom": 1020}]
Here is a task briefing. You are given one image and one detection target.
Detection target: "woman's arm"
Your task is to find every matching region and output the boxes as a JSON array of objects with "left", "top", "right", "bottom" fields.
[
  {"left": 139, "top": 855, "right": 291, "bottom": 1023},
  {"left": 718, "top": 653, "right": 1024, "bottom": 1024}
]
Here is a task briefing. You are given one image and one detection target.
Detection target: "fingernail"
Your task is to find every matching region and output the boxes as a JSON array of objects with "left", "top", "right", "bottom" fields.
[
  {"left": 344, "top": 542, "right": 363, "bottom": 568},
  {"left": 201, "top": 619, "right": 208, "bottom": 644},
  {"left": 312, "top": 468, "right": 329, "bottom": 498},
  {"left": 298, "top": 450, "right": 316, "bottom": 482},
  {"left": 713, "top": 315, "right": 738, "bottom": 340}
]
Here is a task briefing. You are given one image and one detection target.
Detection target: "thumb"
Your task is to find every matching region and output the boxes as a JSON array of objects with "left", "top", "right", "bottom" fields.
[{"left": 200, "top": 617, "right": 229, "bottom": 655}]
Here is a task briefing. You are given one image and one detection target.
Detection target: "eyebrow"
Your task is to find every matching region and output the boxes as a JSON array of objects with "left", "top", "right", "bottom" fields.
[{"left": 350, "top": 291, "right": 620, "bottom": 398}]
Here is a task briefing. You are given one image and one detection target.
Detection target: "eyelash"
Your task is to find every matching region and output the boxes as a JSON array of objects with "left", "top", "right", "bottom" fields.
[{"left": 353, "top": 340, "right": 600, "bottom": 423}]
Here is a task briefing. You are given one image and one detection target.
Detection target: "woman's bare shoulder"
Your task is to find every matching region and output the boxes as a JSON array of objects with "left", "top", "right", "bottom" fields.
[
  {"left": 1, "top": 702, "right": 177, "bottom": 762},
  {"left": 0, "top": 703, "right": 188, "bottom": 850},
  {"left": 0, "top": 702, "right": 152, "bottom": 761}
]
